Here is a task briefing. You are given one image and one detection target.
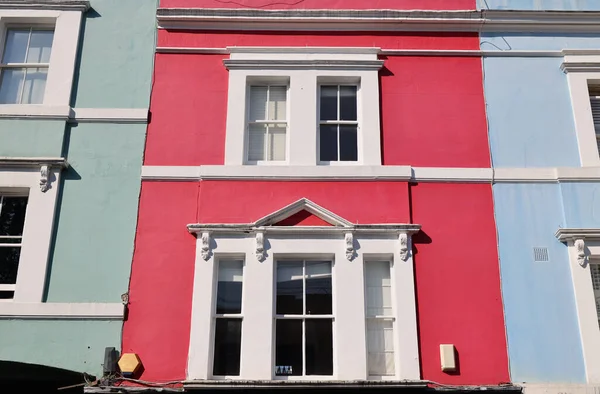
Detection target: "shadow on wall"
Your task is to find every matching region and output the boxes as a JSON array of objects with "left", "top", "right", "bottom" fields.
[{"left": 69, "top": 7, "right": 101, "bottom": 108}]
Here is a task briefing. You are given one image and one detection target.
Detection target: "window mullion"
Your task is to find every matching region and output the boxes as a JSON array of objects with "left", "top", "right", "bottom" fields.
[
  {"left": 337, "top": 86, "right": 341, "bottom": 160},
  {"left": 302, "top": 260, "right": 307, "bottom": 376}
]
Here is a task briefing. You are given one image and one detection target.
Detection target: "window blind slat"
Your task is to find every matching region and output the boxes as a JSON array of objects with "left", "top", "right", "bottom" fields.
[{"left": 249, "top": 86, "right": 268, "bottom": 122}]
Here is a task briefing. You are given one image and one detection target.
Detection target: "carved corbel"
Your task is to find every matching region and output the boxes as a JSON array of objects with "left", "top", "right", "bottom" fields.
[
  {"left": 345, "top": 232, "right": 354, "bottom": 261},
  {"left": 575, "top": 238, "right": 588, "bottom": 267},
  {"left": 39, "top": 165, "right": 49, "bottom": 192},
  {"left": 399, "top": 233, "right": 409, "bottom": 261},
  {"left": 256, "top": 232, "right": 266, "bottom": 262},
  {"left": 200, "top": 232, "right": 211, "bottom": 261}
]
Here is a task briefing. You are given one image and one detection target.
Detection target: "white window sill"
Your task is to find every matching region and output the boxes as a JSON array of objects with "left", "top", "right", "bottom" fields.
[{"left": 0, "top": 302, "right": 125, "bottom": 320}]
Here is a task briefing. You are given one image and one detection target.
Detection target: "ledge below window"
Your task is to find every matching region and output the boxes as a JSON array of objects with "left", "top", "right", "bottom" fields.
[{"left": 0, "top": 302, "right": 125, "bottom": 320}]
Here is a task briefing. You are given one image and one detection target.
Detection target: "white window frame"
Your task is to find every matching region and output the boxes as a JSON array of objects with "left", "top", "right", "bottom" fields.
[
  {"left": 274, "top": 258, "right": 335, "bottom": 379},
  {"left": 317, "top": 82, "right": 361, "bottom": 165},
  {"left": 562, "top": 50, "right": 600, "bottom": 166},
  {"left": 186, "top": 198, "right": 420, "bottom": 382},
  {"left": 0, "top": 160, "right": 64, "bottom": 305},
  {"left": 556, "top": 228, "right": 600, "bottom": 383},
  {"left": 364, "top": 259, "right": 398, "bottom": 379},
  {"left": 224, "top": 47, "right": 383, "bottom": 166},
  {"left": 0, "top": 8, "right": 82, "bottom": 111},
  {"left": 211, "top": 257, "right": 245, "bottom": 379},
  {"left": 245, "top": 82, "right": 290, "bottom": 165}
]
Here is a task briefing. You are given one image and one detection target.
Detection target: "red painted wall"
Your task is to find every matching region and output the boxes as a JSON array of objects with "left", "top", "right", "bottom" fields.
[
  {"left": 124, "top": 181, "right": 509, "bottom": 384},
  {"left": 411, "top": 183, "right": 509, "bottom": 384},
  {"left": 145, "top": 31, "right": 489, "bottom": 168},
  {"left": 160, "top": 0, "right": 475, "bottom": 10}
]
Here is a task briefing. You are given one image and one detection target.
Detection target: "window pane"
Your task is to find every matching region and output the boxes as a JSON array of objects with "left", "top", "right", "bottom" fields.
[
  {"left": 275, "top": 319, "right": 302, "bottom": 376},
  {"left": 213, "top": 318, "right": 242, "bottom": 375},
  {"left": 590, "top": 263, "right": 600, "bottom": 323},
  {"left": 0, "top": 197, "right": 28, "bottom": 237},
  {"left": 306, "top": 319, "right": 333, "bottom": 375},
  {"left": 269, "top": 126, "right": 286, "bottom": 161},
  {"left": 365, "top": 261, "right": 392, "bottom": 317},
  {"left": 268, "top": 86, "right": 287, "bottom": 121},
  {"left": 319, "top": 125, "right": 338, "bottom": 161},
  {"left": 340, "top": 86, "right": 357, "bottom": 121},
  {"left": 249, "top": 86, "right": 268, "bottom": 121},
  {"left": 306, "top": 261, "right": 332, "bottom": 315},
  {"left": 320, "top": 86, "right": 338, "bottom": 121},
  {"left": 367, "top": 319, "right": 395, "bottom": 376},
  {"left": 26, "top": 30, "right": 54, "bottom": 63},
  {"left": 0, "top": 291, "right": 14, "bottom": 299},
  {"left": 21, "top": 68, "right": 47, "bottom": 104},
  {"left": 0, "top": 247, "right": 20, "bottom": 285},
  {"left": 276, "top": 262, "right": 303, "bottom": 314},
  {"left": 248, "top": 124, "right": 266, "bottom": 161},
  {"left": 2, "top": 30, "right": 29, "bottom": 63},
  {"left": 0, "top": 68, "right": 25, "bottom": 104},
  {"left": 216, "top": 260, "right": 243, "bottom": 314},
  {"left": 339, "top": 125, "right": 358, "bottom": 162}
]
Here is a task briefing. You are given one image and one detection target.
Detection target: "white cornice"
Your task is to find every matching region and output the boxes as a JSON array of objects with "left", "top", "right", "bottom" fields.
[
  {"left": 141, "top": 165, "right": 600, "bottom": 183},
  {"left": 0, "top": 105, "right": 149, "bottom": 123},
  {"left": 0, "top": 302, "right": 124, "bottom": 319},
  {"left": 0, "top": 157, "right": 68, "bottom": 169},
  {"left": 555, "top": 228, "right": 600, "bottom": 242},
  {"left": 0, "top": 0, "right": 90, "bottom": 11},
  {"left": 224, "top": 59, "right": 384, "bottom": 71},
  {"left": 157, "top": 8, "right": 600, "bottom": 33}
]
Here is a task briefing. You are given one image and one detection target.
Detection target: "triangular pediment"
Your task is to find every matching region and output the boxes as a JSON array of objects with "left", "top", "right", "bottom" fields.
[{"left": 254, "top": 198, "right": 353, "bottom": 228}]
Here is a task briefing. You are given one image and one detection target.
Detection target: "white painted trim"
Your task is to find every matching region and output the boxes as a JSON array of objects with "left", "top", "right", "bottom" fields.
[
  {"left": 187, "top": 232, "right": 420, "bottom": 381},
  {"left": 556, "top": 230, "right": 600, "bottom": 383},
  {"left": 0, "top": 166, "right": 62, "bottom": 302},
  {"left": 156, "top": 46, "right": 565, "bottom": 58},
  {"left": 69, "top": 108, "right": 149, "bottom": 123},
  {"left": 0, "top": 302, "right": 124, "bottom": 319},
  {"left": 141, "top": 165, "right": 600, "bottom": 183},
  {"left": 182, "top": 380, "right": 428, "bottom": 388},
  {"left": 562, "top": 52, "right": 600, "bottom": 167},
  {"left": 0, "top": 8, "right": 83, "bottom": 107},
  {"left": 254, "top": 198, "right": 354, "bottom": 227},
  {"left": 157, "top": 9, "right": 600, "bottom": 33},
  {"left": 224, "top": 48, "right": 382, "bottom": 167},
  {"left": 0, "top": 105, "right": 149, "bottom": 123},
  {"left": 0, "top": 1, "right": 90, "bottom": 12}
]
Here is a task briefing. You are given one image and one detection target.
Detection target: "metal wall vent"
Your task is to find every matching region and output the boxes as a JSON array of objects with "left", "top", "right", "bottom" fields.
[{"left": 533, "top": 247, "right": 549, "bottom": 262}]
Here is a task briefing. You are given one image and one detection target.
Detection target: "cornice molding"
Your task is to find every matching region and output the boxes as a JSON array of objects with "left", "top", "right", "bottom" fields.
[
  {"left": 0, "top": 0, "right": 90, "bottom": 11},
  {"left": 0, "top": 105, "right": 149, "bottom": 123},
  {"left": 0, "top": 302, "right": 124, "bottom": 320},
  {"left": 555, "top": 228, "right": 600, "bottom": 242},
  {"left": 157, "top": 8, "right": 600, "bottom": 33},
  {"left": 0, "top": 157, "right": 68, "bottom": 169},
  {"left": 224, "top": 59, "right": 384, "bottom": 71}
]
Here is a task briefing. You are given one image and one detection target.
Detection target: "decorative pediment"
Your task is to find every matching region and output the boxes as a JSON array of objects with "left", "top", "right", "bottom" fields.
[
  {"left": 188, "top": 198, "right": 420, "bottom": 262},
  {"left": 254, "top": 198, "right": 353, "bottom": 228}
]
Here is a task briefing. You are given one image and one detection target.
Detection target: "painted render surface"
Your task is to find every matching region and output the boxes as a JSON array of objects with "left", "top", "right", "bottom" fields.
[
  {"left": 161, "top": 0, "right": 475, "bottom": 10},
  {"left": 124, "top": 181, "right": 510, "bottom": 384},
  {"left": 146, "top": 31, "right": 489, "bottom": 168},
  {"left": 0, "top": 0, "right": 155, "bottom": 377},
  {"left": 478, "top": 0, "right": 600, "bottom": 10},
  {"left": 493, "top": 183, "right": 585, "bottom": 383}
]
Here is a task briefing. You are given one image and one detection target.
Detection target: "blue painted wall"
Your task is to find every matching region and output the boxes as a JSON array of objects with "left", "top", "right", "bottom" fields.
[
  {"left": 478, "top": 0, "right": 600, "bottom": 10},
  {"left": 493, "top": 183, "right": 585, "bottom": 383}
]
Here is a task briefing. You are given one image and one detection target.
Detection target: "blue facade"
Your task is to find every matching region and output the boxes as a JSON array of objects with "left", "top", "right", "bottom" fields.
[{"left": 482, "top": 5, "right": 600, "bottom": 384}]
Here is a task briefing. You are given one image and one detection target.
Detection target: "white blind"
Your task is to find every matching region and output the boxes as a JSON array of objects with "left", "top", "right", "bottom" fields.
[
  {"left": 218, "top": 260, "right": 243, "bottom": 283},
  {"left": 365, "top": 261, "right": 393, "bottom": 317},
  {"left": 365, "top": 261, "right": 395, "bottom": 376},
  {"left": 247, "top": 85, "right": 287, "bottom": 161}
]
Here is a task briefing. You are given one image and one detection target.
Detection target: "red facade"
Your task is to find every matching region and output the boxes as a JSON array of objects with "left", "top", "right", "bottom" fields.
[{"left": 124, "top": 0, "right": 509, "bottom": 386}]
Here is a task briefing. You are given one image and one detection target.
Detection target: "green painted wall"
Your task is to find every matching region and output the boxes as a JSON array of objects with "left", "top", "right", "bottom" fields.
[
  {"left": 0, "top": 120, "right": 65, "bottom": 157},
  {"left": 46, "top": 123, "right": 146, "bottom": 303},
  {"left": 0, "top": 0, "right": 156, "bottom": 377},
  {"left": 72, "top": 0, "right": 157, "bottom": 108},
  {"left": 0, "top": 320, "right": 122, "bottom": 375}
]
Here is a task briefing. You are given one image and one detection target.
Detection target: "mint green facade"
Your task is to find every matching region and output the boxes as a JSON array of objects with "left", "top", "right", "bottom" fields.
[{"left": 0, "top": 0, "right": 156, "bottom": 377}]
